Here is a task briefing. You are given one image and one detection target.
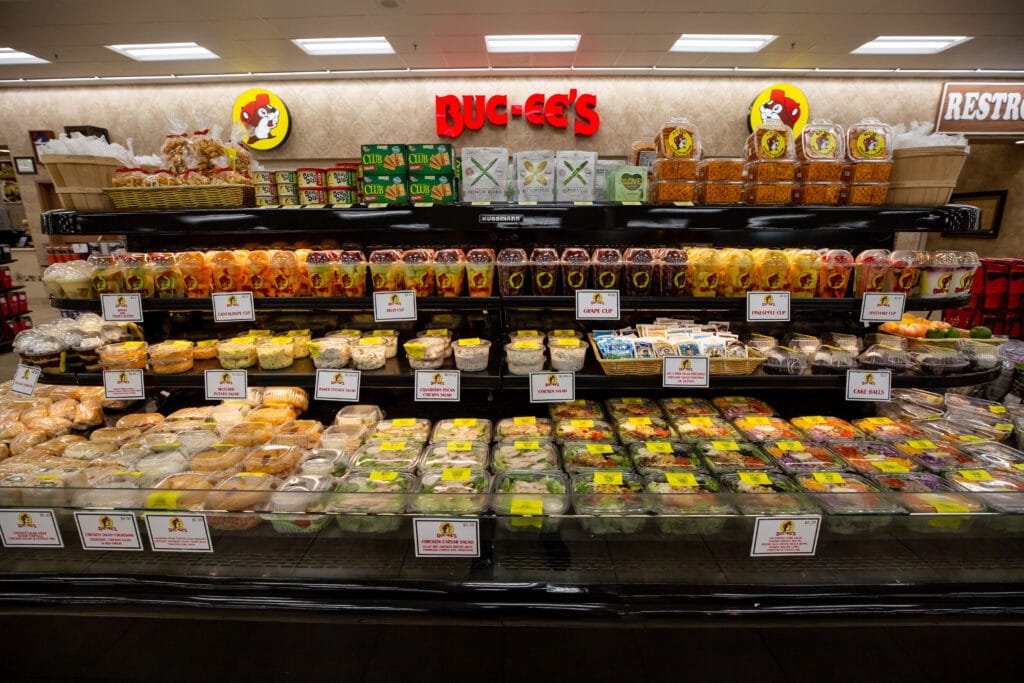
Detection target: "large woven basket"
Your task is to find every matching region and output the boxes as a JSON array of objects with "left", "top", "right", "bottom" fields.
[
  {"left": 587, "top": 334, "right": 764, "bottom": 376},
  {"left": 887, "top": 180, "right": 958, "bottom": 206},
  {"left": 40, "top": 154, "right": 121, "bottom": 190},
  {"left": 886, "top": 146, "right": 968, "bottom": 206},
  {"left": 56, "top": 187, "right": 113, "bottom": 211},
  {"left": 105, "top": 184, "right": 256, "bottom": 210}
]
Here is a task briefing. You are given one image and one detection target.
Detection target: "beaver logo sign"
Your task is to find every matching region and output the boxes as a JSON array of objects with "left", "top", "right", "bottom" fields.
[
  {"left": 749, "top": 83, "right": 810, "bottom": 137},
  {"left": 232, "top": 89, "right": 291, "bottom": 151}
]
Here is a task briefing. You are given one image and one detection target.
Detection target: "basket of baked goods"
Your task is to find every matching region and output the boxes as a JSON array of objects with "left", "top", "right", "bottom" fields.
[
  {"left": 105, "top": 167, "right": 255, "bottom": 210},
  {"left": 588, "top": 323, "right": 764, "bottom": 377}
]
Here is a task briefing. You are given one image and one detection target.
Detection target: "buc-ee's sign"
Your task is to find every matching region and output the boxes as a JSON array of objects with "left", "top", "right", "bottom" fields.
[
  {"left": 436, "top": 90, "right": 600, "bottom": 138},
  {"left": 936, "top": 82, "right": 1024, "bottom": 135}
]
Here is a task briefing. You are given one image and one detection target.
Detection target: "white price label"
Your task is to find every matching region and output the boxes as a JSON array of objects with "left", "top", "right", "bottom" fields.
[
  {"left": 101, "top": 293, "right": 144, "bottom": 322},
  {"left": 575, "top": 289, "right": 620, "bottom": 320},
  {"left": 662, "top": 356, "right": 710, "bottom": 388},
  {"left": 204, "top": 369, "right": 248, "bottom": 400},
  {"left": 746, "top": 291, "right": 791, "bottom": 322},
  {"left": 860, "top": 292, "right": 906, "bottom": 323},
  {"left": 529, "top": 371, "right": 576, "bottom": 403},
  {"left": 314, "top": 369, "right": 361, "bottom": 402},
  {"left": 750, "top": 516, "right": 821, "bottom": 557},
  {"left": 414, "top": 369, "right": 461, "bottom": 402},
  {"left": 103, "top": 369, "right": 146, "bottom": 400},
  {"left": 373, "top": 290, "right": 418, "bottom": 322},
  {"left": 0, "top": 509, "right": 63, "bottom": 548},
  {"left": 846, "top": 368, "right": 892, "bottom": 402},
  {"left": 10, "top": 363, "right": 41, "bottom": 396},
  {"left": 414, "top": 518, "right": 480, "bottom": 557},
  {"left": 211, "top": 291, "right": 256, "bottom": 323},
  {"left": 144, "top": 513, "right": 213, "bottom": 553},
  {"left": 74, "top": 512, "right": 143, "bottom": 551}
]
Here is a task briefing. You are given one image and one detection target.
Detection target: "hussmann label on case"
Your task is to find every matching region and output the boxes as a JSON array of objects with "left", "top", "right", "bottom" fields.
[
  {"left": 10, "top": 363, "right": 41, "bottom": 396},
  {"left": 101, "top": 293, "right": 144, "bottom": 323},
  {"left": 103, "top": 369, "right": 146, "bottom": 400},
  {"left": 529, "top": 371, "right": 576, "bottom": 403},
  {"left": 373, "top": 290, "right": 418, "bottom": 322},
  {"left": 204, "top": 369, "right": 248, "bottom": 401},
  {"left": 415, "top": 369, "right": 461, "bottom": 402},
  {"left": 860, "top": 292, "right": 906, "bottom": 323},
  {"left": 414, "top": 518, "right": 480, "bottom": 557},
  {"left": 662, "top": 356, "right": 710, "bottom": 388},
  {"left": 747, "top": 291, "right": 791, "bottom": 322},
  {"left": 74, "top": 512, "right": 143, "bottom": 551},
  {"left": 846, "top": 369, "right": 892, "bottom": 402},
  {"left": 750, "top": 516, "right": 821, "bottom": 557},
  {"left": 212, "top": 292, "right": 256, "bottom": 322},
  {"left": 0, "top": 510, "right": 63, "bottom": 547},
  {"left": 575, "top": 289, "right": 620, "bottom": 320},
  {"left": 314, "top": 369, "right": 361, "bottom": 402},
  {"left": 144, "top": 513, "right": 213, "bottom": 553}
]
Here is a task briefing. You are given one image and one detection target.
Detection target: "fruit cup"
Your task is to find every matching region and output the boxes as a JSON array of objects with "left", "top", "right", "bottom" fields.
[
  {"left": 118, "top": 252, "right": 154, "bottom": 297},
  {"left": 531, "top": 248, "right": 560, "bottom": 296},
  {"left": 177, "top": 251, "right": 211, "bottom": 298},
  {"left": 890, "top": 250, "right": 923, "bottom": 295},
  {"left": 247, "top": 250, "right": 275, "bottom": 297},
  {"left": 752, "top": 249, "right": 788, "bottom": 291},
  {"left": 560, "top": 247, "right": 591, "bottom": 293},
  {"left": 817, "top": 249, "right": 854, "bottom": 298},
  {"left": 624, "top": 248, "right": 656, "bottom": 296},
  {"left": 305, "top": 251, "right": 336, "bottom": 297},
  {"left": 592, "top": 248, "right": 623, "bottom": 291},
  {"left": 497, "top": 248, "right": 529, "bottom": 296},
  {"left": 688, "top": 247, "right": 721, "bottom": 296},
  {"left": 466, "top": 248, "right": 495, "bottom": 297},
  {"left": 786, "top": 248, "right": 821, "bottom": 298},
  {"left": 148, "top": 253, "right": 184, "bottom": 298},
  {"left": 854, "top": 249, "right": 891, "bottom": 297},
  {"left": 270, "top": 250, "right": 302, "bottom": 296},
  {"left": 435, "top": 249, "right": 466, "bottom": 297},
  {"left": 402, "top": 249, "right": 436, "bottom": 296},
  {"left": 658, "top": 248, "right": 687, "bottom": 296},
  {"left": 368, "top": 249, "right": 404, "bottom": 292},
  {"left": 717, "top": 248, "right": 753, "bottom": 297},
  {"left": 335, "top": 250, "right": 367, "bottom": 297}
]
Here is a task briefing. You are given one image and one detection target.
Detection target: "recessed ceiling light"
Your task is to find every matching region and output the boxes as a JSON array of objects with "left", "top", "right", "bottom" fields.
[
  {"left": 0, "top": 47, "right": 48, "bottom": 64},
  {"left": 671, "top": 34, "right": 777, "bottom": 53},
  {"left": 107, "top": 42, "right": 218, "bottom": 61},
  {"left": 852, "top": 36, "right": 972, "bottom": 55},
  {"left": 292, "top": 37, "right": 395, "bottom": 56},
  {"left": 485, "top": 35, "right": 581, "bottom": 53}
]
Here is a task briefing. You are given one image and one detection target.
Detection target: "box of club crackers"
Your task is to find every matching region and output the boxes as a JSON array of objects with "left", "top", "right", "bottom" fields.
[
  {"left": 360, "top": 174, "right": 409, "bottom": 204},
  {"left": 407, "top": 144, "right": 454, "bottom": 174},
  {"left": 361, "top": 144, "right": 407, "bottom": 175},
  {"left": 408, "top": 173, "right": 456, "bottom": 203}
]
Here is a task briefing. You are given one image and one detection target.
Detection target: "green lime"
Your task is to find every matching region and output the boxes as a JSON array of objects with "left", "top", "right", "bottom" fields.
[
  {"left": 945, "top": 327, "right": 961, "bottom": 339},
  {"left": 970, "top": 326, "right": 993, "bottom": 339},
  {"left": 925, "top": 328, "right": 946, "bottom": 339}
]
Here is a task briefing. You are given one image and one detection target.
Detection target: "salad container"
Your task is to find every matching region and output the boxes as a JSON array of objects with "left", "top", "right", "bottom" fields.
[
  {"left": 719, "top": 472, "right": 818, "bottom": 516},
  {"left": 492, "top": 470, "right": 570, "bottom": 532},
  {"left": 763, "top": 440, "right": 847, "bottom": 474},
  {"left": 644, "top": 471, "right": 735, "bottom": 535},
  {"left": 491, "top": 440, "right": 561, "bottom": 472},
  {"left": 494, "top": 416, "right": 553, "bottom": 441},
  {"left": 695, "top": 440, "right": 775, "bottom": 474},
  {"left": 571, "top": 471, "right": 649, "bottom": 534},
  {"left": 628, "top": 440, "right": 702, "bottom": 474},
  {"left": 430, "top": 418, "right": 493, "bottom": 443},
  {"left": 561, "top": 442, "right": 632, "bottom": 473},
  {"left": 412, "top": 469, "right": 491, "bottom": 514}
]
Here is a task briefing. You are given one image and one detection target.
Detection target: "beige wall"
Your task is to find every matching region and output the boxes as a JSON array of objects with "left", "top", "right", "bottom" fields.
[{"left": 0, "top": 75, "right": 1017, "bottom": 260}]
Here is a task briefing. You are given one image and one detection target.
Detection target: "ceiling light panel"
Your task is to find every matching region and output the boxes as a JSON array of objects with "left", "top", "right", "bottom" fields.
[
  {"left": 292, "top": 37, "right": 395, "bottom": 55},
  {"left": 851, "top": 36, "right": 972, "bottom": 55},
  {"left": 485, "top": 35, "right": 581, "bottom": 53},
  {"left": 106, "top": 42, "right": 218, "bottom": 61},
  {"left": 0, "top": 47, "right": 48, "bottom": 64},
  {"left": 671, "top": 34, "right": 777, "bottom": 53}
]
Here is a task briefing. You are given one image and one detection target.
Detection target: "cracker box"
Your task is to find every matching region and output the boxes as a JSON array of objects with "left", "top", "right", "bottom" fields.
[
  {"left": 407, "top": 144, "right": 454, "bottom": 174},
  {"left": 361, "top": 144, "right": 407, "bottom": 174},
  {"left": 460, "top": 147, "right": 509, "bottom": 202},
  {"left": 408, "top": 173, "right": 456, "bottom": 203},
  {"left": 360, "top": 174, "right": 409, "bottom": 204}
]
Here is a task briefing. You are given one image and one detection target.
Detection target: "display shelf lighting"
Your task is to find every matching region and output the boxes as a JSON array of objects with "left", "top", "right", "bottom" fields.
[
  {"left": 852, "top": 36, "right": 972, "bottom": 55},
  {"left": 670, "top": 34, "right": 777, "bottom": 53},
  {"left": 106, "top": 42, "right": 218, "bottom": 61},
  {"left": 0, "top": 47, "right": 48, "bottom": 64},
  {"left": 485, "top": 34, "right": 581, "bottom": 53},
  {"left": 292, "top": 37, "right": 395, "bottom": 56}
]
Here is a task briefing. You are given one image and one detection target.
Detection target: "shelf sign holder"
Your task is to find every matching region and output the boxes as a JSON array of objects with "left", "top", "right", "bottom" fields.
[
  {"left": 662, "top": 356, "right": 710, "bottom": 388},
  {"left": 750, "top": 516, "right": 821, "bottom": 556},
  {"left": 575, "top": 290, "right": 620, "bottom": 320},
  {"left": 373, "top": 290, "right": 418, "bottom": 322},
  {"left": 414, "top": 369, "right": 461, "bottom": 402},
  {"left": 529, "top": 371, "right": 576, "bottom": 403},
  {"left": 860, "top": 292, "right": 906, "bottom": 323},
  {"left": 102, "top": 369, "right": 146, "bottom": 400},
  {"left": 101, "top": 293, "right": 144, "bottom": 323},
  {"left": 845, "top": 369, "right": 892, "bottom": 402},
  {"left": 10, "top": 363, "right": 41, "bottom": 396},
  {"left": 747, "top": 291, "right": 791, "bottom": 322},
  {"left": 204, "top": 369, "right": 248, "bottom": 401},
  {"left": 314, "top": 369, "right": 361, "bottom": 402},
  {"left": 212, "top": 292, "right": 256, "bottom": 323}
]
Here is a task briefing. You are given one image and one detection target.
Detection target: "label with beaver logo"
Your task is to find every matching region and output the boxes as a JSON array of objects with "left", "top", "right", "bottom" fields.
[
  {"left": 860, "top": 292, "right": 905, "bottom": 323},
  {"left": 747, "top": 291, "right": 791, "bottom": 322}
]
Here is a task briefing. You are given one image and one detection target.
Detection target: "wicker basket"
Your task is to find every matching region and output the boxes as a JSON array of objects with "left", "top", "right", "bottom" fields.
[
  {"left": 886, "top": 180, "right": 958, "bottom": 206},
  {"left": 104, "top": 185, "right": 256, "bottom": 210},
  {"left": 56, "top": 187, "right": 113, "bottom": 211},
  {"left": 886, "top": 146, "right": 968, "bottom": 206},
  {"left": 587, "top": 334, "right": 765, "bottom": 376},
  {"left": 40, "top": 154, "right": 121, "bottom": 190}
]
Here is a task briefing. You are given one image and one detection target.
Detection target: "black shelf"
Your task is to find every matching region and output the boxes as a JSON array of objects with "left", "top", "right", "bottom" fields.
[
  {"left": 51, "top": 295, "right": 500, "bottom": 313},
  {"left": 0, "top": 258, "right": 14, "bottom": 266},
  {"left": 1, "top": 311, "right": 30, "bottom": 320},
  {"left": 0, "top": 285, "right": 23, "bottom": 295},
  {"left": 0, "top": 340, "right": 12, "bottom": 354},
  {"left": 508, "top": 293, "right": 973, "bottom": 313}
]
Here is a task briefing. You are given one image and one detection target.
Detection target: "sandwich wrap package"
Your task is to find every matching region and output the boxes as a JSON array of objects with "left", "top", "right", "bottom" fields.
[
  {"left": 555, "top": 150, "right": 597, "bottom": 202},
  {"left": 460, "top": 147, "right": 509, "bottom": 202}
]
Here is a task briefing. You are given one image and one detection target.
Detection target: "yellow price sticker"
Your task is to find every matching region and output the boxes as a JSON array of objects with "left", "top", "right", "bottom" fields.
[
  {"left": 570, "top": 419, "right": 594, "bottom": 428},
  {"left": 957, "top": 469, "right": 993, "bottom": 481},
  {"left": 369, "top": 471, "right": 398, "bottom": 481},
  {"left": 931, "top": 500, "right": 970, "bottom": 514},
  {"left": 586, "top": 444, "right": 614, "bottom": 454},
  {"left": 671, "top": 397, "right": 696, "bottom": 404},
  {"left": 645, "top": 441, "right": 674, "bottom": 454},
  {"left": 688, "top": 417, "right": 713, "bottom": 426},
  {"left": 800, "top": 416, "right": 827, "bottom": 425},
  {"left": 566, "top": 400, "right": 586, "bottom": 406},
  {"left": 812, "top": 472, "right": 846, "bottom": 485},
  {"left": 380, "top": 441, "right": 407, "bottom": 451},
  {"left": 359, "top": 337, "right": 383, "bottom": 345},
  {"left": 196, "top": 340, "right": 219, "bottom": 348},
  {"left": 373, "top": 330, "right": 397, "bottom": 336},
  {"left": 873, "top": 461, "right": 909, "bottom": 473},
  {"left": 593, "top": 471, "right": 623, "bottom": 485},
  {"left": 247, "top": 329, "right": 271, "bottom": 337},
  {"left": 627, "top": 417, "right": 653, "bottom": 426},
  {"left": 866, "top": 417, "right": 894, "bottom": 425},
  {"left": 446, "top": 441, "right": 473, "bottom": 452},
  {"left": 230, "top": 336, "right": 256, "bottom": 343},
  {"left": 145, "top": 491, "right": 181, "bottom": 510},
  {"left": 441, "top": 468, "right": 472, "bottom": 481},
  {"left": 555, "top": 338, "right": 579, "bottom": 347},
  {"left": 990, "top": 405, "right": 1007, "bottom": 414},
  {"left": 516, "top": 330, "right": 540, "bottom": 337},
  {"left": 514, "top": 440, "right": 541, "bottom": 450},
  {"left": 775, "top": 441, "right": 804, "bottom": 452},
  {"left": 1014, "top": 464, "right": 1024, "bottom": 471},
  {"left": 425, "top": 329, "right": 449, "bottom": 337},
  {"left": 664, "top": 472, "right": 698, "bottom": 488},
  {"left": 739, "top": 472, "right": 772, "bottom": 486},
  {"left": 405, "top": 343, "right": 426, "bottom": 359},
  {"left": 121, "top": 341, "right": 146, "bottom": 350},
  {"left": 906, "top": 440, "right": 938, "bottom": 450},
  {"left": 743, "top": 416, "right": 771, "bottom": 425},
  {"left": 453, "top": 418, "right": 477, "bottom": 427},
  {"left": 513, "top": 341, "right": 540, "bottom": 350},
  {"left": 553, "top": 330, "right": 577, "bottom": 337},
  {"left": 457, "top": 338, "right": 482, "bottom": 346},
  {"left": 711, "top": 441, "right": 740, "bottom": 451},
  {"left": 513, "top": 416, "right": 537, "bottom": 425},
  {"left": 237, "top": 472, "right": 269, "bottom": 478},
  {"left": 339, "top": 329, "right": 361, "bottom": 336},
  {"left": 510, "top": 498, "right": 544, "bottom": 516},
  {"left": 391, "top": 419, "right": 416, "bottom": 427},
  {"left": 285, "top": 329, "right": 310, "bottom": 337},
  {"left": 995, "top": 423, "right": 1014, "bottom": 432},
  {"left": 958, "top": 435, "right": 986, "bottom": 442}
]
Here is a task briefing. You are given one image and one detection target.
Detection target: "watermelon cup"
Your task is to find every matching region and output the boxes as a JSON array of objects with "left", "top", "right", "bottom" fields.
[
  {"left": 816, "top": 249, "right": 854, "bottom": 298},
  {"left": 531, "top": 247, "right": 560, "bottom": 296},
  {"left": 466, "top": 248, "right": 495, "bottom": 297},
  {"left": 304, "top": 251, "right": 335, "bottom": 297},
  {"left": 854, "top": 249, "right": 892, "bottom": 297},
  {"left": 561, "top": 247, "right": 591, "bottom": 293},
  {"left": 434, "top": 249, "right": 466, "bottom": 297},
  {"left": 592, "top": 248, "right": 623, "bottom": 291},
  {"left": 402, "top": 249, "right": 436, "bottom": 297},
  {"left": 497, "top": 248, "right": 529, "bottom": 296},
  {"left": 890, "top": 250, "right": 923, "bottom": 295}
]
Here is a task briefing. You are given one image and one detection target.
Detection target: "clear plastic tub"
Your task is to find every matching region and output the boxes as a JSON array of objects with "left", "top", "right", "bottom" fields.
[
  {"left": 695, "top": 440, "right": 775, "bottom": 474},
  {"left": 420, "top": 441, "right": 490, "bottom": 471},
  {"left": 329, "top": 470, "right": 416, "bottom": 515},
  {"left": 732, "top": 416, "right": 802, "bottom": 442},
  {"left": 628, "top": 441, "right": 702, "bottom": 474},
  {"left": 492, "top": 471, "right": 570, "bottom": 518},
  {"left": 659, "top": 397, "right": 719, "bottom": 419},
  {"left": 505, "top": 341, "right": 545, "bottom": 375},
  {"left": 351, "top": 337, "right": 387, "bottom": 370},
  {"left": 829, "top": 440, "right": 918, "bottom": 476},
  {"left": 548, "top": 338, "right": 587, "bottom": 371},
  {"left": 605, "top": 397, "right": 662, "bottom": 419},
  {"left": 350, "top": 441, "right": 423, "bottom": 472},
  {"left": 894, "top": 439, "right": 986, "bottom": 473},
  {"left": 497, "top": 248, "right": 530, "bottom": 297},
  {"left": 790, "top": 416, "right": 864, "bottom": 442},
  {"left": 451, "top": 338, "right": 490, "bottom": 372},
  {"left": 308, "top": 337, "right": 351, "bottom": 369},
  {"left": 430, "top": 418, "right": 493, "bottom": 443},
  {"left": 412, "top": 469, "right": 491, "bottom": 514},
  {"left": 763, "top": 440, "right": 846, "bottom": 474},
  {"left": 492, "top": 440, "right": 560, "bottom": 472},
  {"left": 671, "top": 416, "right": 741, "bottom": 442},
  {"left": 494, "top": 417, "right": 553, "bottom": 441},
  {"left": 944, "top": 468, "right": 1024, "bottom": 512},
  {"left": 337, "top": 404, "right": 384, "bottom": 427},
  {"left": 794, "top": 472, "right": 903, "bottom": 516},
  {"left": 613, "top": 416, "right": 676, "bottom": 444},
  {"left": 255, "top": 337, "right": 295, "bottom": 370},
  {"left": 403, "top": 337, "right": 446, "bottom": 370},
  {"left": 570, "top": 471, "right": 649, "bottom": 530},
  {"left": 853, "top": 417, "right": 927, "bottom": 443},
  {"left": 719, "top": 472, "right": 817, "bottom": 516},
  {"left": 561, "top": 442, "right": 631, "bottom": 472},
  {"left": 712, "top": 396, "right": 776, "bottom": 420},
  {"left": 553, "top": 419, "right": 617, "bottom": 443}
]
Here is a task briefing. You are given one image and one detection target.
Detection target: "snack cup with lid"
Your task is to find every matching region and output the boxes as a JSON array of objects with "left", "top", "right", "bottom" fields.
[
  {"left": 465, "top": 248, "right": 496, "bottom": 297},
  {"left": 497, "top": 248, "right": 530, "bottom": 296},
  {"left": 402, "top": 248, "right": 435, "bottom": 297},
  {"left": 656, "top": 118, "right": 702, "bottom": 159},
  {"left": 658, "top": 248, "right": 687, "bottom": 296},
  {"left": 255, "top": 337, "right": 295, "bottom": 370},
  {"left": 367, "top": 328, "right": 399, "bottom": 359},
  {"left": 919, "top": 251, "right": 959, "bottom": 299},
  {"left": 434, "top": 249, "right": 466, "bottom": 297},
  {"left": 453, "top": 338, "right": 490, "bottom": 372},
  {"left": 403, "top": 337, "right": 446, "bottom": 370},
  {"left": 687, "top": 247, "right": 721, "bottom": 296},
  {"left": 717, "top": 248, "right": 754, "bottom": 297},
  {"left": 549, "top": 337, "right": 587, "bottom": 372},
  {"left": 368, "top": 249, "right": 405, "bottom": 292},
  {"left": 505, "top": 340, "right": 545, "bottom": 375}
]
